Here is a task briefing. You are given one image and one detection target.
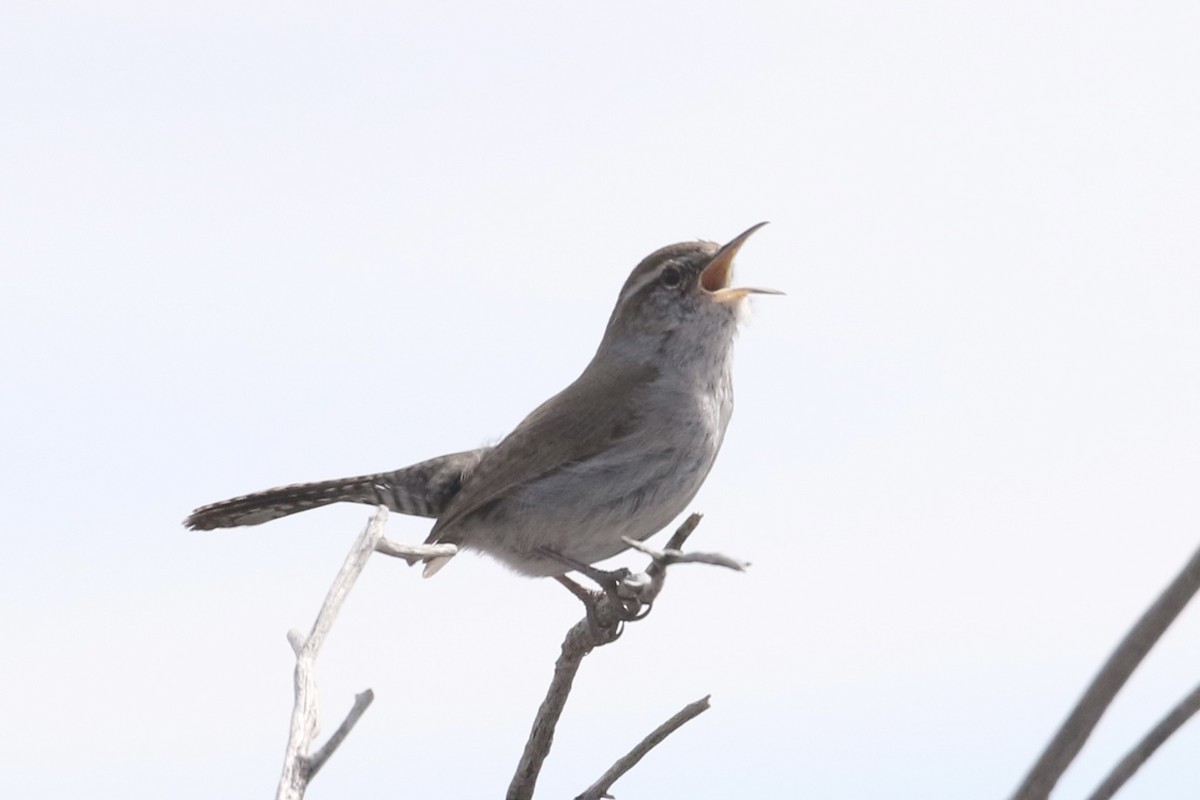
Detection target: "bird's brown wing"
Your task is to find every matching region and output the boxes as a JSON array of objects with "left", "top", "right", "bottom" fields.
[{"left": 425, "top": 361, "right": 658, "bottom": 543}]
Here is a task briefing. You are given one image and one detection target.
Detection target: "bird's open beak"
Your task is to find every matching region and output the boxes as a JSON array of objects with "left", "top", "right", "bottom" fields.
[{"left": 700, "top": 221, "right": 784, "bottom": 302}]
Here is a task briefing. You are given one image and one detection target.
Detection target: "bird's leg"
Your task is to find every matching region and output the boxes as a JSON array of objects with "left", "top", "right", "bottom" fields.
[
  {"left": 552, "top": 575, "right": 624, "bottom": 640},
  {"left": 536, "top": 547, "right": 632, "bottom": 593},
  {"left": 537, "top": 548, "right": 649, "bottom": 622},
  {"left": 553, "top": 574, "right": 598, "bottom": 607}
]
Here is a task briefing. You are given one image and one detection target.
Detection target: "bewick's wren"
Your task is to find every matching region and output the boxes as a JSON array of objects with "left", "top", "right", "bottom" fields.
[{"left": 186, "top": 223, "right": 778, "bottom": 577}]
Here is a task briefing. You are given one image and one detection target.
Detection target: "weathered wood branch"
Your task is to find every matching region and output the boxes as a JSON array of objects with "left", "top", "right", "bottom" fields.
[
  {"left": 276, "top": 507, "right": 454, "bottom": 799},
  {"left": 507, "top": 513, "right": 741, "bottom": 800},
  {"left": 576, "top": 695, "right": 712, "bottom": 800}
]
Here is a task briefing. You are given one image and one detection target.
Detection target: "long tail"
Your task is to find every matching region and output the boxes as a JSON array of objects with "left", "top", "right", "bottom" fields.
[{"left": 184, "top": 448, "right": 489, "bottom": 530}]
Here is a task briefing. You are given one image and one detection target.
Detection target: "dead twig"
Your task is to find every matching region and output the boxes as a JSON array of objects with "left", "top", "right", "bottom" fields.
[
  {"left": 622, "top": 535, "right": 749, "bottom": 572},
  {"left": 373, "top": 535, "right": 457, "bottom": 565},
  {"left": 507, "top": 514, "right": 741, "bottom": 800},
  {"left": 299, "top": 690, "right": 376, "bottom": 781},
  {"left": 575, "top": 695, "right": 712, "bottom": 800},
  {"left": 506, "top": 604, "right": 624, "bottom": 800},
  {"left": 276, "top": 507, "right": 388, "bottom": 800}
]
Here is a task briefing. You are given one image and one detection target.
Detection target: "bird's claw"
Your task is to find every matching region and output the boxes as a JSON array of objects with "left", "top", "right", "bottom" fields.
[{"left": 540, "top": 549, "right": 658, "bottom": 630}]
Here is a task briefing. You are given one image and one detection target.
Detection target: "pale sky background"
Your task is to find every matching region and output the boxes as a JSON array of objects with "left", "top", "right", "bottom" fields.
[{"left": 2, "top": 2, "right": 1198, "bottom": 798}]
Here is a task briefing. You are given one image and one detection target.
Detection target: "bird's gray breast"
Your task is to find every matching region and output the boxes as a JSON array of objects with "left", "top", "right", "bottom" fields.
[{"left": 459, "top": 365, "right": 733, "bottom": 571}]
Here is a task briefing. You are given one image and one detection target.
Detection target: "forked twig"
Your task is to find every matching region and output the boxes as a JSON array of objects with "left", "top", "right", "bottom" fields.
[
  {"left": 277, "top": 507, "right": 453, "bottom": 799},
  {"left": 623, "top": 535, "right": 749, "bottom": 572}
]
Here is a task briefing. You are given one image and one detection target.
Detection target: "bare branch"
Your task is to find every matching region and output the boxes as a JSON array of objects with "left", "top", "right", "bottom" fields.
[
  {"left": 276, "top": 507, "right": 389, "bottom": 800},
  {"left": 1085, "top": 681, "right": 1200, "bottom": 800},
  {"left": 662, "top": 513, "right": 705, "bottom": 556},
  {"left": 622, "top": 535, "right": 749, "bottom": 571},
  {"left": 301, "top": 690, "right": 376, "bottom": 781},
  {"left": 374, "top": 536, "right": 457, "bottom": 565},
  {"left": 507, "top": 601, "right": 623, "bottom": 800},
  {"left": 508, "top": 514, "right": 733, "bottom": 800},
  {"left": 1009, "top": 542, "right": 1200, "bottom": 800},
  {"left": 575, "top": 695, "right": 712, "bottom": 800}
]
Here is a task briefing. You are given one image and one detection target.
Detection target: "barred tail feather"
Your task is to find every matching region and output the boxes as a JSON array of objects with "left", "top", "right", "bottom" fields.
[
  {"left": 184, "top": 475, "right": 378, "bottom": 530},
  {"left": 184, "top": 448, "right": 489, "bottom": 531}
]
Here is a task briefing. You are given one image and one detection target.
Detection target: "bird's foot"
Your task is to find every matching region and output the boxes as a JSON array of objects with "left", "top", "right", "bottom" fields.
[
  {"left": 538, "top": 549, "right": 652, "bottom": 627},
  {"left": 552, "top": 575, "right": 626, "bottom": 641}
]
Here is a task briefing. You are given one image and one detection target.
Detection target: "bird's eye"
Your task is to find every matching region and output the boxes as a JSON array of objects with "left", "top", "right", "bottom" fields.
[{"left": 660, "top": 265, "right": 683, "bottom": 288}]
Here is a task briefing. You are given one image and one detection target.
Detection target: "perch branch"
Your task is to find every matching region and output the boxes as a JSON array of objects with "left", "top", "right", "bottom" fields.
[
  {"left": 622, "top": 535, "right": 749, "bottom": 572},
  {"left": 1009, "top": 541, "right": 1200, "bottom": 800},
  {"left": 374, "top": 536, "right": 457, "bottom": 565},
  {"left": 507, "top": 513, "right": 741, "bottom": 800},
  {"left": 506, "top": 595, "right": 624, "bottom": 800}
]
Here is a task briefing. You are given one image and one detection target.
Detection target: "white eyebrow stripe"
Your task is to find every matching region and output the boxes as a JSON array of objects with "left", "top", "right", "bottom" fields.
[{"left": 618, "top": 263, "right": 669, "bottom": 303}]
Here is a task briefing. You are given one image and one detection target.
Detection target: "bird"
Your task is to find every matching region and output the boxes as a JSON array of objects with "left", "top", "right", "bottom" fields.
[{"left": 186, "top": 223, "right": 778, "bottom": 578}]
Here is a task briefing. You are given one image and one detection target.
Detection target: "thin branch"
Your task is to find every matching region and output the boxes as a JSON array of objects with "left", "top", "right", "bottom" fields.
[
  {"left": 301, "top": 690, "right": 376, "bottom": 781},
  {"left": 1085, "top": 681, "right": 1200, "bottom": 800},
  {"left": 374, "top": 536, "right": 457, "bottom": 565},
  {"left": 637, "top": 513, "right": 705, "bottom": 607},
  {"left": 507, "top": 601, "right": 623, "bottom": 800},
  {"left": 508, "top": 514, "right": 739, "bottom": 800},
  {"left": 1009, "top": 542, "right": 1200, "bottom": 800},
  {"left": 575, "top": 695, "right": 712, "bottom": 800},
  {"left": 276, "top": 506, "right": 389, "bottom": 800},
  {"left": 658, "top": 513, "right": 704, "bottom": 563},
  {"left": 622, "top": 535, "right": 749, "bottom": 571}
]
